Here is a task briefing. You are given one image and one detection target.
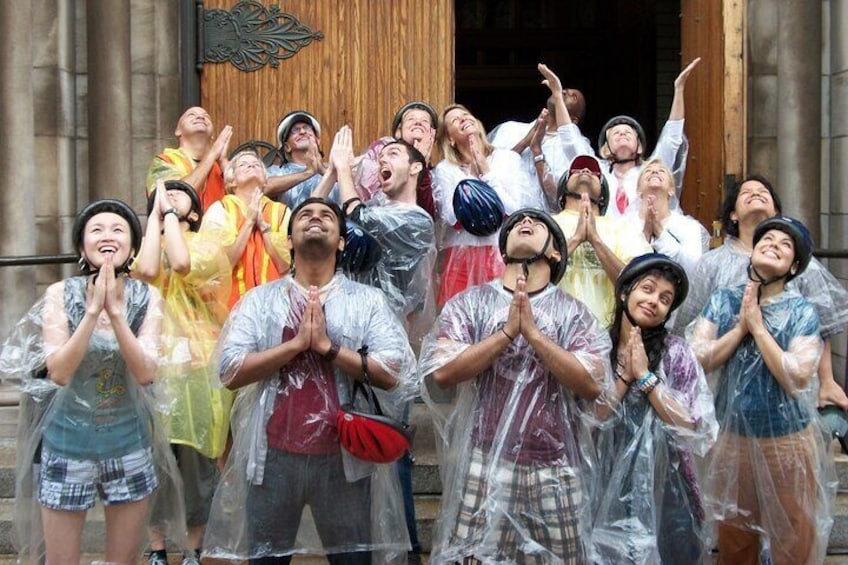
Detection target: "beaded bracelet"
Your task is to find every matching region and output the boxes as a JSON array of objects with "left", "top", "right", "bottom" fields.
[{"left": 636, "top": 372, "right": 659, "bottom": 396}]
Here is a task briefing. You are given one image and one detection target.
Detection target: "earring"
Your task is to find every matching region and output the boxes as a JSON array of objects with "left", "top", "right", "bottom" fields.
[{"left": 78, "top": 256, "right": 88, "bottom": 272}]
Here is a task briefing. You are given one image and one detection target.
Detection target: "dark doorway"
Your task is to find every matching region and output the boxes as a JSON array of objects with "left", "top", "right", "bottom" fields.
[{"left": 455, "top": 0, "right": 681, "bottom": 152}]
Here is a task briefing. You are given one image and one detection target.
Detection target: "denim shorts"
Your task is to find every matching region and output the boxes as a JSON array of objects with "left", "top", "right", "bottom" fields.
[{"left": 38, "top": 446, "right": 159, "bottom": 511}]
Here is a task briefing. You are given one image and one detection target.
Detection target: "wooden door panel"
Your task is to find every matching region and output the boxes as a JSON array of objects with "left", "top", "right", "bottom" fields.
[
  {"left": 681, "top": 0, "right": 745, "bottom": 232},
  {"left": 201, "top": 0, "right": 454, "bottom": 153}
]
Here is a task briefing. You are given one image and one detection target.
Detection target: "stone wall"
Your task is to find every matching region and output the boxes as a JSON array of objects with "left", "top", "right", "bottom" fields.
[
  {"left": 0, "top": 0, "right": 181, "bottom": 334},
  {"left": 826, "top": 0, "right": 848, "bottom": 381}
]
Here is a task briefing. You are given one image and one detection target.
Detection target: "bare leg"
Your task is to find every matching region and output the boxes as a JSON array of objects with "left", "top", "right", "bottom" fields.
[
  {"left": 41, "top": 506, "right": 86, "bottom": 565},
  {"left": 104, "top": 497, "right": 150, "bottom": 564}
]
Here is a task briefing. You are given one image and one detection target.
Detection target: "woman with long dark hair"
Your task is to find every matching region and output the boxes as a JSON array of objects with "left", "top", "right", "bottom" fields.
[{"left": 593, "top": 253, "right": 717, "bottom": 564}]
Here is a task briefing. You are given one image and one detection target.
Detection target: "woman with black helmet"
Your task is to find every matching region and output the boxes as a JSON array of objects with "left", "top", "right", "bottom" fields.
[
  {"left": 592, "top": 253, "right": 717, "bottom": 564},
  {"left": 689, "top": 216, "right": 836, "bottom": 564},
  {"left": 0, "top": 199, "right": 185, "bottom": 563},
  {"left": 136, "top": 180, "right": 233, "bottom": 565}
]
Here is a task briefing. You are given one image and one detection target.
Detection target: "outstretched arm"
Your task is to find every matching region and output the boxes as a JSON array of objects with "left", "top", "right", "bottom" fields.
[{"left": 668, "top": 57, "right": 700, "bottom": 121}]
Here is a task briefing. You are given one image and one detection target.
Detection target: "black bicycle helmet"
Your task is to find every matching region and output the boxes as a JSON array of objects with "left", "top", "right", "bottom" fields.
[
  {"left": 598, "top": 115, "right": 647, "bottom": 165},
  {"left": 146, "top": 179, "right": 203, "bottom": 232},
  {"left": 391, "top": 101, "right": 438, "bottom": 136},
  {"left": 498, "top": 208, "right": 568, "bottom": 284},
  {"left": 616, "top": 253, "right": 689, "bottom": 316},
  {"left": 72, "top": 199, "right": 142, "bottom": 274}
]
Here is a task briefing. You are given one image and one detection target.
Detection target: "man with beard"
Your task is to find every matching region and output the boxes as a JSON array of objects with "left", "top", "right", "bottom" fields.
[
  {"left": 147, "top": 106, "right": 232, "bottom": 211},
  {"left": 205, "top": 197, "right": 416, "bottom": 563},
  {"left": 320, "top": 126, "right": 435, "bottom": 333},
  {"left": 553, "top": 155, "right": 651, "bottom": 327},
  {"left": 265, "top": 110, "right": 339, "bottom": 208}
]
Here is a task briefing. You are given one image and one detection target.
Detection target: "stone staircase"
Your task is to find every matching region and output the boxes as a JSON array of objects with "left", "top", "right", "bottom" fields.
[{"left": 2, "top": 390, "right": 848, "bottom": 564}]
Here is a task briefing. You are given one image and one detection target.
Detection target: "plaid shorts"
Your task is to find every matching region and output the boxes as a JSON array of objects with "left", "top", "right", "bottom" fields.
[
  {"left": 452, "top": 448, "right": 584, "bottom": 564},
  {"left": 39, "top": 447, "right": 159, "bottom": 511}
]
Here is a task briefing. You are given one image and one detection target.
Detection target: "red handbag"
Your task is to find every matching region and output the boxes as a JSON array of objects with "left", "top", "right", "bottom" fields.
[{"left": 337, "top": 346, "right": 414, "bottom": 463}]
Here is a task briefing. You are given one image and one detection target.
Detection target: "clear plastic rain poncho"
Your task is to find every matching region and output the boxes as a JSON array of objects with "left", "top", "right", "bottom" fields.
[
  {"left": 688, "top": 285, "right": 836, "bottom": 563},
  {"left": 673, "top": 235, "right": 848, "bottom": 339},
  {"left": 0, "top": 276, "right": 187, "bottom": 561},
  {"left": 592, "top": 335, "right": 718, "bottom": 564},
  {"left": 203, "top": 274, "right": 417, "bottom": 561},
  {"left": 419, "top": 281, "right": 612, "bottom": 564},
  {"left": 346, "top": 200, "right": 437, "bottom": 348},
  {"left": 556, "top": 120, "right": 689, "bottom": 217},
  {"left": 431, "top": 150, "right": 526, "bottom": 305},
  {"left": 144, "top": 230, "right": 233, "bottom": 458},
  {"left": 552, "top": 210, "right": 652, "bottom": 327}
]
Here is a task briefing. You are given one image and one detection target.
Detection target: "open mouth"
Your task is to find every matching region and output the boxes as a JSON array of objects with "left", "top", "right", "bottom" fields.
[
  {"left": 98, "top": 245, "right": 117, "bottom": 254},
  {"left": 379, "top": 167, "right": 392, "bottom": 181}
]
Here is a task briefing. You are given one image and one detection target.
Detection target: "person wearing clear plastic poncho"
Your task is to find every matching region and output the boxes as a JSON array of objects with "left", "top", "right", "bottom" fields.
[
  {"left": 591, "top": 253, "right": 718, "bottom": 564},
  {"left": 315, "top": 126, "right": 437, "bottom": 347},
  {"left": 419, "top": 208, "right": 612, "bottom": 564},
  {"left": 431, "top": 103, "right": 527, "bottom": 306},
  {"left": 689, "top": 216, "right": 837, "bottom": 564},
  {"left": 673, "top": 175, "right": 848, "bottom": 412},
  {"left": 315, "top": 127, "right": 436, "bottom": 564},
  {"left": 0, "top": 199, "right": 186, "bottom": 563},
  {"left": 135, "top": 180, "right": 234, "bottom": 565},
  {"left": 622, "top": 158, "right": 709, "bottom": 329},
  {"left": 204, "top": 197, "right": 417, "bottom": 564},
  {"left": 540, "top": 60, "right": 699, "bottom": 220}
]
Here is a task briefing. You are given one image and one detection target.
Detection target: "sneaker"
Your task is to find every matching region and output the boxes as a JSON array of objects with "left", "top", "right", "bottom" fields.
[
  {"left": 181, "top": 557, "right": 201, "bottom": 565},
  {"left": 147, "top": 553, "right": 168, "bottom": 565}
]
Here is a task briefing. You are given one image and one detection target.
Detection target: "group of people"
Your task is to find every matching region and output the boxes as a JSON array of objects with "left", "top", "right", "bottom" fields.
[{"left": 1, "top": 60, "right": 847, "bottom": 565}]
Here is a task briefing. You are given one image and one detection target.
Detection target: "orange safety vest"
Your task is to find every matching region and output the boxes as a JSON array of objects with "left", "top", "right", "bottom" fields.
[
  {"left": 156, "top": 148, "right": 226, "bottom": 212},
  {"left": 220, "top": 195, "right": 290, "bottom": 307}
]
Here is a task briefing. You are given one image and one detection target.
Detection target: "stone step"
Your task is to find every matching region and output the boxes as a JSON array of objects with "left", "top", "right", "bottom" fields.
[{"left": 0, "top": 495, "right": 441, "bottom": 556}]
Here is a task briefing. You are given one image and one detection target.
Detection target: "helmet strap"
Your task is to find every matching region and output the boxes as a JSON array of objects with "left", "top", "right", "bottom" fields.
[
  {"left": 747, "top": 262, "right": 793, "bottom": 303},
  {"left": 563, "top": 190, "right": 602, "bottom": 209},
  {"left": 607, "top": 153, "right": 642, "bottom": 171},
  {"left": 504, "top": 231, "right": 553, "bottom": 281}
]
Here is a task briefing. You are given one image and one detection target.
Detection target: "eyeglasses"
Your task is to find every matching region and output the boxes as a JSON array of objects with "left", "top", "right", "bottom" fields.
[{"left": 570, "top": 167, "right": 601, "bottom": 178}]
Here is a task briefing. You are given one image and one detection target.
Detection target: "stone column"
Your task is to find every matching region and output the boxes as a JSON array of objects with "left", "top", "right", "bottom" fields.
[
  {"left": 87, "top": 0, "right": 132, "bottom": 202},
  {"left": 0, "top": 2, "right": 36, "bottom": 331},
  {"left": 776, "top": 0, "right": 822, "bottom": 240}
]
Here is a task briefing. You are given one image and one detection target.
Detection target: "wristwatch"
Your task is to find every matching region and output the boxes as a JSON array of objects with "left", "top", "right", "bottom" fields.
[
  {"left": 533, "top": 153, "right": 545, "bottom": 163},
  {"left": 163, "top": 208, "right": 180, "bottom": 219}
]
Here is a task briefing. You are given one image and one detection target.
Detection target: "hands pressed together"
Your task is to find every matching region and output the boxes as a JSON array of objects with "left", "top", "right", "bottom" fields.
[
  {"left": 502, "top": 276, "right": 541, "bottom": 343},
  {"left": 85, "top": 255, "right": 124, "bottom": 321},
  {"left": 292, "top": 286, "right": 333, "bottom": 356}
]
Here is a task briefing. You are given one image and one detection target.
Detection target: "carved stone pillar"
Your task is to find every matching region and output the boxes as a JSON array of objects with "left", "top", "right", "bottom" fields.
[
  {"left": 87, "top": 0, "right": 132, "bottom": 202},
  {"left": 0, "top": 1, "right": 36, "bottom": 331},
  {"left": 777, "top": 0, "right": 822, "bottom": 240}
]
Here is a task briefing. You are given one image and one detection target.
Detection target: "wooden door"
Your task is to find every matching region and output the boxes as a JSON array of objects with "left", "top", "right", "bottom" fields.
[
  {"left": 200, "top": 0, "right": 455, "bottom": 154},
  {"left": 680, "top": 0, "right": 746, "bottom": 234}
]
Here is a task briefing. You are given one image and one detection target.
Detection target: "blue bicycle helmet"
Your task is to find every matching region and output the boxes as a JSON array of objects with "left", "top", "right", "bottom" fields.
[
  {"left": 452, "top": 178, "right": 505, "bottom": 237},
  {"left": 340, "top": 221, "right": 382, "bottom": 273},
  {"left": 751, "top": 215, "right": 813, "bottom": 282}
]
